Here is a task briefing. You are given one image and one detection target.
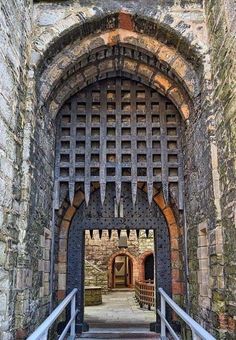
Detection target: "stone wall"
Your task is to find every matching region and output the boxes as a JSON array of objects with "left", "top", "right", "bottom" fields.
[
  {"left": 85, "top": 229, "right": 154, "bottom": 270},
  {"left": 204, "top": 0, "right": 236, "bottom": 337},
  {"left": 85, "top": 260, "right": 108, "bottom": 292},
  {"left": 184, "top": 1, "right": 236, "bottom": 337},
  {"left": 0, "top": 1, "right": 32, "bottom": 339},
  {"left": 84, "top": 287, "right": 102, "bottom": 306}
]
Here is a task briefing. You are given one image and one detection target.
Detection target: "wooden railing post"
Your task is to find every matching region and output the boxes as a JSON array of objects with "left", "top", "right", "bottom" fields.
[{"left": 135, "top": 280, "right": 155, "bottom": 310}]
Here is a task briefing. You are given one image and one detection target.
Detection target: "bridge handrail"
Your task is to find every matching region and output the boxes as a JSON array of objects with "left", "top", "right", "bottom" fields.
[
  {"left": 27, "top": 288, "right": 78, "bottom": 340},
  {"left": 158, "top": 288, "right": 215, "bottom": 340}
]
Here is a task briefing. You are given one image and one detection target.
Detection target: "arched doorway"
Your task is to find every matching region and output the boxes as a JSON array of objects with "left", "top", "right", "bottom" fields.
[
  {"left": 67, "top": 182, "right": 171, "bottom": 331},
  {"left": 56, "top": 75, "right": 183, "bottom": 332},
  {"left": 112, "top": 254, "right": 133, "bottom": 288},
  {"left": 144, "top": 254, "right": 154, "bottom": 281},
  {"left": 107, "top": 250, "right": 139, "bottom": 289}
]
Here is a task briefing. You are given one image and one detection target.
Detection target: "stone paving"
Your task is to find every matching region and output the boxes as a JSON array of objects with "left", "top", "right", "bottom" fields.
[{"left": 80, "top": 290, "right": 159, "bottom": 339}]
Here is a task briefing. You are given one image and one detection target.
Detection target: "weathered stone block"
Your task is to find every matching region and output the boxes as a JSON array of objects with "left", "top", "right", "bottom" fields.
[
  {"left": 84, "top": 286, "right": 102, "bottom": 306},
  {"left": 197, "top": 247, "right": 208, "bottom": 259}
]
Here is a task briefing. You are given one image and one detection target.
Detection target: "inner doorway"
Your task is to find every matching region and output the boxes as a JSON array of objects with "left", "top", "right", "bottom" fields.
[
  {"left": 83, "top": 229, "right": 156, "bottom": 333},
  {"left": 145, "top": 254, "right": 154, "bottom": 281},
  {"left": 113, "top": 255, "right": 133, "bottom": 288}
]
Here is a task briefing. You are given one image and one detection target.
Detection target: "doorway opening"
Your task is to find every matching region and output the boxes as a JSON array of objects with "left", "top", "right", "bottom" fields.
[
  {"left": 83, "top": 229, "right": 156, "bottom": 332},
  {"left": 145, "top": 253, "right": 154, "bottom": 281},
  {"left": 113, "top": 254, "right": 133, "bottom": 288}
]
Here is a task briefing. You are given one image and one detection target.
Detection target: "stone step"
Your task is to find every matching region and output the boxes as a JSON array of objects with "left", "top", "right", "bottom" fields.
[
  {"left": 110, "top": 288, "right": 134, "bottom": 292},
  {"left": 78, "top": 329, "right": 160, "bottom": 339}
]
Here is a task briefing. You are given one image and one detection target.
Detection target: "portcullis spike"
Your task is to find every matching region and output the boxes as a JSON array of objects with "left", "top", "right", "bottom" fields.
[
  {"left": 131, "top": 182, "right": 137, "bottom": 207},
  {"left": 147, "top": 182, "right": 153, "bottom": 206},
  {"left": 85, "top": 183, "right": 90, "bottom": 206},
  {"left": 69, "top": 181, "right": 75, "bottom": 206},
  {"left": 100, "top": 181, "right": 106, "bottom": 206},
  {"left": 116, "top": 182, "right": 121, "bottom": 206}
]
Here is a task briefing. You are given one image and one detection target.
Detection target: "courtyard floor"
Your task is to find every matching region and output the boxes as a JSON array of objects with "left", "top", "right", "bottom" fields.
[{"left": 80, "top": 289, "right": 159, "bottom": 339}]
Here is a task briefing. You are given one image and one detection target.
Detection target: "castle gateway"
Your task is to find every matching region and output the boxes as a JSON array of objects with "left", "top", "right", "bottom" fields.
[{"left": 0, "top": 1, "right": 235, "bottom": 339}]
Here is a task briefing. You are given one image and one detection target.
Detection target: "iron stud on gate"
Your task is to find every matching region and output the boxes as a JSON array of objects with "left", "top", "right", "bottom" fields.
[{"left": 55, "top": 78, "right": 182, "bottom": 210}]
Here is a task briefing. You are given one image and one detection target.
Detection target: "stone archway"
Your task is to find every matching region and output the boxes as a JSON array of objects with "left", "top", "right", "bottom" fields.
[
  {"left": 107, "top": 250, "right": 139, "bottom": 289},
  {"left": 32, "top": 13, "right": 195, "bottom": 320},
  {"left": 38, "top": 12, "right": 194, "bottom": 333},
  {"left": 63, "top": 182, "right": 172, "bottom": 331},
  {"left": 6, "top": 3, "right": 232, "bottom": 338},
  {"left": 39, "top": 33, "right": 195, "bottom": 122},
  {"left": 31, "top": 12, "right": 201, "bottom": 132},
  {"left": 139, "top": 251, "right": 155, "bottom": 282},
  {"left": 56, "top": 189, "right": 183, "bottom": 302}
]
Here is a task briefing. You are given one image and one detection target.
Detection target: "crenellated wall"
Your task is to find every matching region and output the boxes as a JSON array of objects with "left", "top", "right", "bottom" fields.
[{"left": 85, "top": 230, "right": 154, "bottom": 292}]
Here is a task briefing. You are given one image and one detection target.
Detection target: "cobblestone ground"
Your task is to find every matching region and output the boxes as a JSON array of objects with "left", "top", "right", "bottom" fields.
[{"left": 81, "top": 290, "right": 158, "bottom": 339}]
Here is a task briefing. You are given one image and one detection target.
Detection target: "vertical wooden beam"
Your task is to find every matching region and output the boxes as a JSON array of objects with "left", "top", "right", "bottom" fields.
[
  {"left": 100, "top": 83, "right": 107, "bottom": 205},
  {"left": 146, "top": 87, "right": 153, "bottom": 205},
  {"left": 131, "top": 81, "right": 137, "bottom": 206},
  {"left": 69, "top": 97, "right": 77, "bottom": 206},
  {"left": 85, "top": 89, "right": 92, "bottom": 205},
  {"left": 116, "top": 78, "right": 122, "bottom": 205},
  {"left": 160, "top": 99, "right": 169, "bottom": 204}
]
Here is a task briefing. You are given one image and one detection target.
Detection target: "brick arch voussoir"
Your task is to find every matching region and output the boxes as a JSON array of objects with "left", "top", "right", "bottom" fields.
[
  {"left": 136, "top": 182, "right": 182, "bottom": 296},
  {"left": 139, "top": 250, "right": 154, "bottom": 264},
  {"left": 34, "top": 11, "right": 203, "bottom": 79},
  {"left": 107, "top": 249, "right": 139, "bottom": 288},
  {"left": 38, "top": 29, "right": 199, "bottom": 119},
  {"left": 58, "top": 185, "right": 102, "bottom": 241},
  {"left": 107, "top": 249, "right": 138, "bottom": 269},
  {"left": 59, "top": 189, "right": 85, "bottom": 239},
  {"left": 153, "top": 193, "right": 180, "bottom": 240},
  {"left": 57, "top": 190, "right": 85, "bottom": 300},
  {"left": 153, "top": 192, "right": 183, "bottom": 296},
  {"left": 47, "top": 59, "right": 191, "bottom": 121},
  {"left": 39, "top": 29, "right": 198, "bottom": 100}
]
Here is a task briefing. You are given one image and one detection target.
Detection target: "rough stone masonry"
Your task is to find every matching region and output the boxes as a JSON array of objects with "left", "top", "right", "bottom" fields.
[{"left": 0, "top": 0, "right": 235, "bottom": 339}]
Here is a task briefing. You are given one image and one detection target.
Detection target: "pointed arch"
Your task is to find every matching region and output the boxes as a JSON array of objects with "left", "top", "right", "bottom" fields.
[
  {"left": 107, "top": 250, "right": 139, "bottom": 288},
  {"left": 56, "top": 187, "right": 183, "bottom": 300}
]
